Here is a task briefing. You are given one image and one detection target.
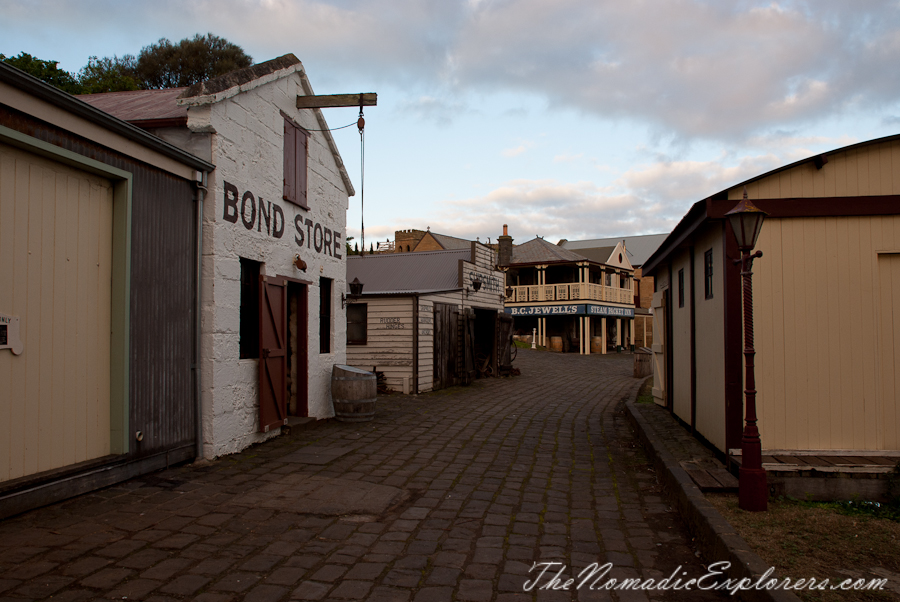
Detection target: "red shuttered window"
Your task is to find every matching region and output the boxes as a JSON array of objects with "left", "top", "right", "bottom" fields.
[{"left": 283, "top": 116, "right": 309, "bottom": 209}]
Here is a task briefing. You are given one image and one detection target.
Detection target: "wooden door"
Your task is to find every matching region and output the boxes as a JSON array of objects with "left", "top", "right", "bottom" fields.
[
  {"left": 496, "top": 312, "right": 513, "bottom": 375},
  {"left": 259, "top": 276, "right": 287, "bottom": 432},
  {"left": 462, "top": 309, "right": 476, "bottom": 385},
  {"left": 651, "top": 289, "right": 668, "bottom": 408},
  {"left": 433, "top": 303, "right": 455, "bottom": 390},
  {"left": 0, "top": 144, "right": 114, "bottom": 482},
  {"left": 877, "top": 254, "right": 900, "bottom": 449}
]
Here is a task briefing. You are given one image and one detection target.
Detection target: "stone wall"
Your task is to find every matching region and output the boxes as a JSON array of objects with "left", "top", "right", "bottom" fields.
[{"left": 184, "top": 64, "right": 350, "bottom": 458}]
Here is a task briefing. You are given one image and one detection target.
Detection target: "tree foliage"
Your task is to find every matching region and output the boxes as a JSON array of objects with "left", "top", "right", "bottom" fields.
[
  {"left": 133, "top": 33, "right": 252, "bottom": 89},
  {"left": 2, "top": 33, "right": 252, "bottom": 95},
  {"left": 77, "top": 55, "right": 140, "bottom": 94},
  {"left": 0, "top": 52, "right": 82, "bottom": 94}
]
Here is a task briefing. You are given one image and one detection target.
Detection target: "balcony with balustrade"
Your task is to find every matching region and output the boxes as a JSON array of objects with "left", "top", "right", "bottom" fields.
[{"left": 504, "top": 282, "right": 633, "bottom": 305}]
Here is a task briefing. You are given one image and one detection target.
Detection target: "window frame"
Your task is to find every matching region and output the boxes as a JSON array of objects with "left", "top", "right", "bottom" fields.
[
  {"left": 678, "top": 268, "right": 685, "bottom": 308},
  {"left": 283, "top": 114, "right": 309, "bottom": 210},
  {"left": 319, "top": 277, "right": 332, "bottom": 354},
  {"left": 239, "top": 257, "right": 262, "bottom": 359},
  {"left": 704, "top": 249, "right": 714, "bottom": 300},
  {"left": 346, "top": 303, "right": 368, "bottom": 345}
]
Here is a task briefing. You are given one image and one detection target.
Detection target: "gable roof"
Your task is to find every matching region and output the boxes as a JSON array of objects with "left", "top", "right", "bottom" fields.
[
  {"left": 560, "top": 233, "right": 668, "bottom": 267},
  {"left": 78, "top": 54, "right": 355, "bottom": 196},
  {"left": 570, "top": 246, "right": 616, "bottom": 264},
  {"left": 510, "top": 237, "right": 588, "bottom": 265},
  {"left": 78, "top": 87, "right": 188, "bottom": 128},
  {"left": 641, "top": 133, "right": 900, "bottom": 276},
  {"left": 427, "top": 232, "right": 472, "bottom": 250},
  {"left": 347, "top": 249, "right": 472, "bottom": 294}
]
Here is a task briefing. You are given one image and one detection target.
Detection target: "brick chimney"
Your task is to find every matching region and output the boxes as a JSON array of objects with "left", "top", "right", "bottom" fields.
[{"left": 498, "top": 224, "right": 513, "bottom": 267}]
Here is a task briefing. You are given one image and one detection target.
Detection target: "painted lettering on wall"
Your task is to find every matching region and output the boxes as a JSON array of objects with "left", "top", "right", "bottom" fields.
[
  {"left": 293, "top": 216, "right": 342, "bottom": 259},
  {"left": 465, "top": 269, "right": 503, "bottom": 293},
  {"left": 379, "top": 317, "right": 405, "bottom": 330},
  {"left": 223, "top": 182, "right": 285, "bottom": 238},
  {"left": 222, "top": 181, "right": 342, "bottom": 259},
  {"left": 505, "top": 304, "right": 635, "bottom": 318}
]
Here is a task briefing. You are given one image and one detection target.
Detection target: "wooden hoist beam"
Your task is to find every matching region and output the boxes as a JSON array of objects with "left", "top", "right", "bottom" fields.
[{"left": 296, "top": 93, "right": 377, "bottom": 109}]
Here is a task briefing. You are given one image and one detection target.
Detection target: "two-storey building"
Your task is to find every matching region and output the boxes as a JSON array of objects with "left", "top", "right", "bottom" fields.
[{"left": 499, "top": 228, "right": 636, "bottom": 354}]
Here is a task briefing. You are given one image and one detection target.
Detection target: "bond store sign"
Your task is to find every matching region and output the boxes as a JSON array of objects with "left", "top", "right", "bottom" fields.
[{"left": 222, "top": 181, "right": 343, "bottom": 258}]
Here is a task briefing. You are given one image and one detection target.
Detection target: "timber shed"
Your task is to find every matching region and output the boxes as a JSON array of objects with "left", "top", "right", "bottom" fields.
[
  {"left": 81, "top": 55, "right": 355, "bottom": 459},
  {"left": 0, "top": 62, "right": 214, "bottom": 518},
  {"left": 642, "top": 134, "right": 900, "bottom": 461},
  {"left": 345, "top": 243, "right": 509, "bottom": 393}
]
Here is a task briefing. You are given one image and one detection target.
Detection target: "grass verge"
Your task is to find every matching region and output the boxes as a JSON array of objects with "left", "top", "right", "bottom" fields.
[
  {"left": 706, "top": 493, "right": 900, "bottom": 601},
  {"left": 636, "top": 376, "right": 654, "bottom": 404}
]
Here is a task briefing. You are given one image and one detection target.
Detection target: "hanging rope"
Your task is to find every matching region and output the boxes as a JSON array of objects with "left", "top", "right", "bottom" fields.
[
  {"left": 358, "top": 102, "right": 365, "bottom": 257},
  {"left": 303, "top": 121, "right": 358, "bottom": 132}
]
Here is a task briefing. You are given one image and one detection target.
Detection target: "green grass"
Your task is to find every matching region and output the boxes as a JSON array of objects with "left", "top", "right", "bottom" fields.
[
  {"left": 781, "top": 496, "right": 900, "bottom": 523},
  {"left": 635, "top": 376, "right": 654, "bottom": 404}
]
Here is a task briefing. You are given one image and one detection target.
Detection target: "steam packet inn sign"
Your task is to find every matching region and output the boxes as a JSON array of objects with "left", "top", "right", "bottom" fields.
[{"left": 506, "top": 304, "right": 635, "bottom": 318}]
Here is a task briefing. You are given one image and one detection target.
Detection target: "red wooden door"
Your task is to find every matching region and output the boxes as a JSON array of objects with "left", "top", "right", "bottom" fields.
[{"left": 259, "top": 275, "right": 288, "bottom": 432}]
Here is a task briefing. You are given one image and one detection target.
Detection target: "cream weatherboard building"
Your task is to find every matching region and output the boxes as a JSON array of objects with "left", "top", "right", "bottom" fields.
[
  {"left": 643, "top": 135, "right": 900, "bottom": 458},
  {"left": 345, "top": 243, "right": 508, "bottom": 393}
]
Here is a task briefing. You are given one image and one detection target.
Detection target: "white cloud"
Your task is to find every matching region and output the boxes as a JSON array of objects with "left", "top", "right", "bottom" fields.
[
  {"left": 7, "top": 0, "right": 900, "bottom": 140},
  {"left": 553, "top": 153, "right": 584, "bottom": 163},
  {"left": 501, "top": 140, "right": 535, "bottom": 157}
]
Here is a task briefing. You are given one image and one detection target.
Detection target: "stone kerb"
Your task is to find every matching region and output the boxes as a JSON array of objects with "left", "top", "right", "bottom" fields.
[{"left": 625, "top": 395, "right": 802, "bottom": 602}]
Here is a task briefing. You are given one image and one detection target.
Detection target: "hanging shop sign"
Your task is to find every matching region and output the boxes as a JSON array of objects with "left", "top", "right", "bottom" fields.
[
  {"left": 505, "top": 304, "right": 634, "bottom": 318},
  {"left": 0, "top": 313, "right": 23, "bottom": 355},
  {"left": 222, "top": 181, "right": 343, "bottom": 258}
]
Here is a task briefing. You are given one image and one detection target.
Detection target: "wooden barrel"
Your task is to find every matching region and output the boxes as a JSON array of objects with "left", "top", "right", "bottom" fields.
[
  {"left": 332, "top": 365, "right": 377, "bottom": 422},
  {"left": 590, "top": 336, "right": 604, "bottom": 354},
  {"left": 549, "top": 336, "right": 563, "bottom": 352}
]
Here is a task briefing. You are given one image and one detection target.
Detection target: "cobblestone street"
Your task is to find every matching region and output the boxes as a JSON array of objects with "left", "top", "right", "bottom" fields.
[{"left": 0, "top": 349, "right": 727, "bottom": 601}]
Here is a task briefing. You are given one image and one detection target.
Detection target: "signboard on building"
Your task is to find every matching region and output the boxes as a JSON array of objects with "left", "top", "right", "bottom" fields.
[{"left": 505, "top": 304, "right": 634, "bottom": 318}]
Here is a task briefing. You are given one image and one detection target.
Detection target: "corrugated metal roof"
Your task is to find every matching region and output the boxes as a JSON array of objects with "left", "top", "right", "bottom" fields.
[
  {"left": 560, "top": 233, "right": 668, "bottom": 266},
  {"left": 0, "top": 62, "right": 213, "bottom": 172},
  {"left": 510, "top": 237, "right": 587, "bottom": 265},
  {"left": 347, "top": 249, "right": 471, "bottom": 294},
  {"left": 571, "top": 246, "right": 615, "bottom": 264},
  {"left": 429, "top": 232, "right": 472, "bottom": 250},
  {"left": 79, "top": 88, "right": 188, "bottom": 123}
]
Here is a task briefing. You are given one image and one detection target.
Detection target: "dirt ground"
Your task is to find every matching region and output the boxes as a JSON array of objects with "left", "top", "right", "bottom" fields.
[{"left": 706, "top": 493, "right": 900, "bottom": 602}]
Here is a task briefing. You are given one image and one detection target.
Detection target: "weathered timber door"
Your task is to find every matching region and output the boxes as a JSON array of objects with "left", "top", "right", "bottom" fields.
[
  {"left": 497, "top": 313, "right": 514, "bottom": 375},
  {"left": 433, "top": 303, "right": 456, "bottom": 390},
  {"left": 877, "top": 253, "right": 900, "bottom": 449},
  {"left": 461, "top": 309, "right": 476, "bottom": 385},
  {"left": 651, "top": 289, "right": 668, "bottom": 409},
  {"left": 259, "top": 276, "right": 288, "bottom": 432}
]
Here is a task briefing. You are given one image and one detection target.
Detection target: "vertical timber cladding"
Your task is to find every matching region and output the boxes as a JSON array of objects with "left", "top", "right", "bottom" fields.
[
  {"left": 259, "top": 277, "right": 288, "bottom": 432},
  {"left": 0, "top": 142, "right": 113, "bottom": 483},
  {"left": 433, "top": 303, "right": 456, "bottom": 390},
  {"left": 0, "top": 110, "right": 202, "bottom": 471},
  {"left": 877, "top": 253, "right": 900, "bottom": 450}
]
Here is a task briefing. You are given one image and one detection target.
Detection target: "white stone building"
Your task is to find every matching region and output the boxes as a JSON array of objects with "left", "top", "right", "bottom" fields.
[{"left": 83, "top": 55, "right": 354, "bottom": 458}]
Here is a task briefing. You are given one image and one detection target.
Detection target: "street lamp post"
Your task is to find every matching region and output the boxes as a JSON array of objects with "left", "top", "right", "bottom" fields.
[{"left": 725, "top": 188, "right": 769, "bottom": 512}]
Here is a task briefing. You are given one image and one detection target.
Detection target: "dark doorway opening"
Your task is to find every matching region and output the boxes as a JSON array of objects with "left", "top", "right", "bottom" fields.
[{"left": 287, "top": 281, "right": 309, "bottom": 417}]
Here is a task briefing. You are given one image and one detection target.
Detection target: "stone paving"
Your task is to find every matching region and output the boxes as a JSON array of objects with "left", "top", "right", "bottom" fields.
[{"left": 0, "top": 349, "right": 727, "bottom": 601}]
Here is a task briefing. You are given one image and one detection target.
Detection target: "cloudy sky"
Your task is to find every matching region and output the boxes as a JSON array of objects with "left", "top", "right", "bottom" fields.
[{"left": 4, "top": 0, "right": 900, "bottom": 246}]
